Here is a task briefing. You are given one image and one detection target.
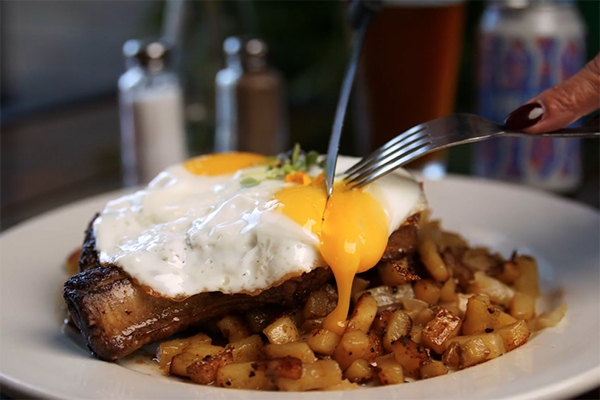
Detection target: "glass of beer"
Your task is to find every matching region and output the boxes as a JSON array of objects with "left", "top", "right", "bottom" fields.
[{"left": 358, "top": 0, "right": 465, "bottom": 178}]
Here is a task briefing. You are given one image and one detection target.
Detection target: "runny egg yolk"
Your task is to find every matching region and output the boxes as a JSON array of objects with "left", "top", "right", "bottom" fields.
[
  {"left": 184, "top": 152, "right": 266, "bottom": 175},
  {"left": 274, "top": 177, "right": 389, "bottom": 336}
]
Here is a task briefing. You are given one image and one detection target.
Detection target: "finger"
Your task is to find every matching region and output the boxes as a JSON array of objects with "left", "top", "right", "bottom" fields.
[{"left": 504, "top": 53, "right": 600, "bottom": 133}]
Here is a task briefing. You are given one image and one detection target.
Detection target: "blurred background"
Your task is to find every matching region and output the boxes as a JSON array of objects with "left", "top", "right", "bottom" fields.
[{"left": 1, "top": 0, "right": 599, "bottom": 231}]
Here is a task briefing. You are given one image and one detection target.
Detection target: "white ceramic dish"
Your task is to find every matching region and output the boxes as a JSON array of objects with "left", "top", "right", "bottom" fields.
[{"left": 1, "top": 175, "right": 598, "bottom": 400}]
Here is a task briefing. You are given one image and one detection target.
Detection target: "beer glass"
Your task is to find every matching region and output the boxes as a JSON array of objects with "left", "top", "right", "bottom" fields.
[{"left": 358, "top": 0, "right": 465, "bottom": 178}]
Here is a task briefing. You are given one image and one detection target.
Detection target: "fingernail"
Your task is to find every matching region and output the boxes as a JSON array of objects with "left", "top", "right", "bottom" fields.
[{"left": 504, "top": 102, "right": 544, "bottom": 130}]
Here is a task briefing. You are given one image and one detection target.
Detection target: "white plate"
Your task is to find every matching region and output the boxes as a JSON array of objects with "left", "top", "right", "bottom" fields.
[{"left": 1, "top": 176, "right": 598, "bottom": 400}]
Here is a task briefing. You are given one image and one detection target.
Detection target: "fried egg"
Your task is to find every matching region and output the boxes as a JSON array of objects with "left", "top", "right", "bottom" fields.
[{"left": 94, "top": 152, "right": 427, "bottom": 334}]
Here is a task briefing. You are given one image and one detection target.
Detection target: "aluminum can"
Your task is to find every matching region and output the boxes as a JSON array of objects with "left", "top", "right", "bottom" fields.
[{"left": 474, "top": 0, "right": 586, "bottom": 193}]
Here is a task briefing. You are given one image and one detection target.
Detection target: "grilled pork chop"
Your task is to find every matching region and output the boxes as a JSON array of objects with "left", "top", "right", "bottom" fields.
[{"left": 64, "top": 214, "right": 420, "bottom": 361}]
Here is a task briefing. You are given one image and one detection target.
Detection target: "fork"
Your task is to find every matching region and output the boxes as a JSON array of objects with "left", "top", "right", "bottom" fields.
[{"left": 344, "top": 113, "right": 599, "bottom": 189}]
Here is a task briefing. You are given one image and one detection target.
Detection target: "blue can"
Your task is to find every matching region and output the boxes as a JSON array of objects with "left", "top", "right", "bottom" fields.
[{"left": 474, "top": 0, "right": 586, "bottom": 193}]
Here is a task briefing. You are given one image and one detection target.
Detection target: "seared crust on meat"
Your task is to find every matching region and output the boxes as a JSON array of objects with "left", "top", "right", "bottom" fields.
[
  {"left": 382, "top": 214, "right": 420, "bottom": 260},
  {"left": 78, "top": 214, "right": 100, "bottom": 272},
  {"left": 65, "top": 212, "right": 421, "bottom": 361},
  {"left": 64, "top": 265, "right": 332, "bottom": 361}
]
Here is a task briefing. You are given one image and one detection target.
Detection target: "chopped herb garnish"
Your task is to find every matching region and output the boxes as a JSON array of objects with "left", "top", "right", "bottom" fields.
[
  {"left": 305, "top": 150, "right": 319, "bottom": 169},
  {"left": 267, "top": 144, "right": 323, "bottom": 180},
  {"left": 240, "top": 177, "right": 260, "bottom": 188},
  {"left": 291, "top": 143, "right": 301, "bottom": 166}
]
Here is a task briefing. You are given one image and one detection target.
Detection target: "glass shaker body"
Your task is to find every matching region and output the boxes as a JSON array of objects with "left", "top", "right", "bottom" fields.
[{"left": 119, "top": 65, "right": 187, "bottom": 186}]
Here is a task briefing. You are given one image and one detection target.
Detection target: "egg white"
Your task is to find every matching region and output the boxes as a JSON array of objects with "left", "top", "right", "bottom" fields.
[{"left": 93, "top": 156, "right": 427, "bottom": 298}]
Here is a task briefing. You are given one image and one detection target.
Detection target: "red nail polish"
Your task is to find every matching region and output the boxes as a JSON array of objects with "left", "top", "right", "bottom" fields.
[{"left": 504, "top": 103, "right": 544, "bottom": 130}]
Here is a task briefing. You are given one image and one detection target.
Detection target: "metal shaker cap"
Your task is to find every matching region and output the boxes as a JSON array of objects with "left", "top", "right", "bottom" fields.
[
  {"left": 223, "top": 37, "right": 242, "bottom": 56},
  {"left": 243, "top": 39, "right": 268, "bottom": 72},
  {"left": 123, "top": 39, "right": 170, "bottom": 72}
]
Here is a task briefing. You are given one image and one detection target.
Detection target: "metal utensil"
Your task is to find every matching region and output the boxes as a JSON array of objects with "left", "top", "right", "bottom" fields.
[
  {"left": 325, "top": 0, "right": 381, "bottom": 199},
  {"left": 344, "top": 112, "right": 600, "bottom": 189}
]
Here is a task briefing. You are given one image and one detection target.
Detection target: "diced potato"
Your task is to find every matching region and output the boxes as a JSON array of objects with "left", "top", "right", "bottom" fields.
[
  {"left": 436, "top": 230, "right": 468, "bottom": 254},
  {"left": 447, "top": 332, "right": 506, "bottom": 362},
  {"left": 365, "top": 329, "right": 384, "bottom": 362},
  {"left": 187, "top": 350, "right": 233, "bottom": 385},
  {"left": 170, "top": 344, "right": 225, "bottom": 378},
  {"left": 420, "top": 360, "right": 448, "bottom": 379},
  {"left": 244, "top": 306, "right": 279, "bottom": 334},
  {"left": 455, "top": 338, "right": 490, "bottom": 369},
  {"left": 414, "top": 279, "right": 441, "bottom": 306},
  {"left": 528, "top": 304, "right": 567, "bottom": 332},
  {"left": 440, "top": 278, "right": 457, "bottom": 303},
  {"left": 252, "top": 357, "right": 303, "bottom": 381},
  {"left": 263, "top": 315, "right": 300, "bottom": 344},
  {"left": 378, "top": 260, "right": 413, "bottom": 286},
  {"left": 346, "top": 292, "right": 378, "bottom": 333},
  {"left": 492, "top": 259, "right": 520, "bottom": 284},
  {"left": 375, "top": 353, "right": 405, "bottom": 385},
  {"left": 443, "top": 249, "right": 473, "bottom": 290},
  {"left": 351, "top": 277, "right": 370, "bottom": 304},
  {"left": 217, "top": 315, "right": 250, "bottom": 342},
  {"left": 391, "top": 336, "right": 430, "bottom": 379},
  {"left": 156, "top": 332, "right": 212, "bottom": 371},
  {"left": 303, "top": 284, "right": 337, "bottom": 319},
  {"left": 468, "top": 271, "right": 515, "bottom": 307},
  {"left": 494, "top": 320, "right": 531, "bottom": 351},
  {"left": 462, "top": 295, "right": 517, "bottom": 335},
  {"left": 300, "top": 318, "right": 324, "bottom": 331},
  {"left": 510, "top": 292, "right": 536, "bottom": 320},
  {"left": 383, "top": 310, "right": 412, "bottom": 352},
  {"left": 421, "top": 307, "right": 462, "bottom": 354},
  {"left": 333, "top": 330, "right": 370, "bottom": 370},
  {"left": 457, "top": 293, "right": 476, "bottom": 314},
  {"left": 344, "top": 358, "right": 374, "bottom": 383},
  {"left": 409, "top": 324, "right": 424, "bottom": 345},
  {"left": 372, "top": 309, "right": 394, "bottom": 336},
  {"left": 278, "top": 360, "right": 343, "bottom": 391},
  {"left": 413, "top": 307, "right": 437, "bottom": 326},
  {"left": 438, "top": 303, "right": 463, "bottom": 319},
  {"left": 513, "top": 255, "right": 541, "bottom": 297},
  {"left": 322, "top": 379, "right": 359, "bottom": 391},
  {"left": 226, "top": 334, "right": 264, "bottom": 362},
  {"left": 262, "top": 343, "right": 317, "bottom": 364},
  {"left": 442, "top": 342, "right": 460, "bottom": 368},
  {"left": 360, "top": 284, "right": 414, "bottom": 307},
  {"left": 401, "top": 298, "right": 429, "bottom": 320},
  {"left": 418, "top": 236, "right": 449, "bottom": 282},
  {"left": 461, "top": 247, "right": 497, "bottom": 272},
  {"left": 306, "top": 329, "right": 341, "bottom": 356},
  {"left": 217, "top": 362, "right": 276, "bottom": 390}
]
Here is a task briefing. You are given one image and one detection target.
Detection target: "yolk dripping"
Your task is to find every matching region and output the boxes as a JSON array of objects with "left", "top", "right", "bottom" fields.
[
  {"left": 184, "top": 152, "right": 266, "bottom": 176},
  {"left": 274, "top": 177, "right": 389, "bottom": 336}
]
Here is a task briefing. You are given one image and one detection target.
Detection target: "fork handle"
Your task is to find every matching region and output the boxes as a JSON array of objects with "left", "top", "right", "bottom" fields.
[{"left": 502, "top": 125, "right": 600, "bottom": 138}]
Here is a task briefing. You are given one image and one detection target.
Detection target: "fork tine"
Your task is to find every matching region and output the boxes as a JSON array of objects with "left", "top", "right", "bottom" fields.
[
  {"left": 347, "top": 144, "right": 433, "bottom": 189},
  {"left": 344, "top": 126, "right": 427, "bottom": 175},
  {"left": 345, "top": 136, "right": 432, "bottom": 185},
  {"left": 345, "top": 129, "right": 429, "bottom": 177}
]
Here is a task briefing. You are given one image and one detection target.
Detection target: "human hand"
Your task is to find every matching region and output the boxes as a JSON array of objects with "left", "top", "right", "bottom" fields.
[{"left": 504, "top": 53, "right": 599, "bottom": 133}]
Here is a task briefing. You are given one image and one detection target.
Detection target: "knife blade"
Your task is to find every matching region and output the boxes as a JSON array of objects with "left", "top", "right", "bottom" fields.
[{"left": 325, "top": 0, "right": 381, "bottom": 200}]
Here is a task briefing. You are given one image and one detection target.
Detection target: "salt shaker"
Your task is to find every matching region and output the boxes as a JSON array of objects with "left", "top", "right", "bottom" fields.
[
  {"left": 118, "top": 39, "right": 188, "bottom": 186},
  {"left": 215, "top": 38, "right": 288, "bottom": 155}
]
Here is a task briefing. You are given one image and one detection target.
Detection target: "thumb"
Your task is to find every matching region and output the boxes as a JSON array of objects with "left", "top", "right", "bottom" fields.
[{"left": 504, "top": 53, "right": 600, "bottom": 133}]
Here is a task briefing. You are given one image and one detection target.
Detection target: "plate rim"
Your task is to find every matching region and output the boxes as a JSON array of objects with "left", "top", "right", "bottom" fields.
[{"left": 1, "top": 175, "right": 599, "bottom": 400}]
